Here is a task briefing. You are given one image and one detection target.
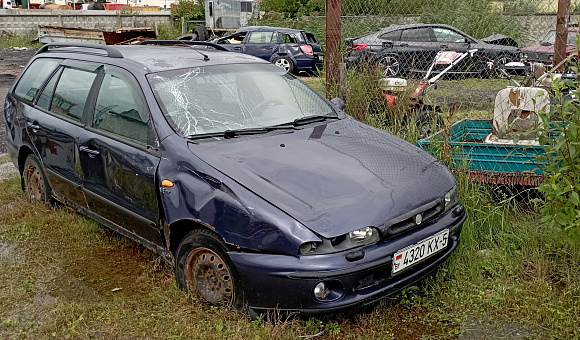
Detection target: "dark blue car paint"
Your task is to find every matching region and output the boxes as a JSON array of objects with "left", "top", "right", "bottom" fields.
[
  {"left": 4, "top": 45, "right": 465, "bottom": 315},
  {"left": 215, "top": 26, "right": 324, "bottom": 72}
]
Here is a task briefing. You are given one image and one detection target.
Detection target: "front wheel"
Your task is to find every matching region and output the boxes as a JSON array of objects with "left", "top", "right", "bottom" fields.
[
  {"left": 175, "top": 229, "right": 244, "bottom": 310},
  {"left": 22, "top": 154, "right": 53, "bottom": 205},
  {"left": 272, "top": 56, "right": 295, "bottom": 74}
]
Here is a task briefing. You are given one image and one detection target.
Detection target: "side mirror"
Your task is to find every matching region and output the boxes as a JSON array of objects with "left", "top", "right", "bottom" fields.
[
  {"left": 382, "top": 41, "right": 394, "bottom": 49},
  {"left": 330, "top": 97, "right": 345, "bottom": 110}
]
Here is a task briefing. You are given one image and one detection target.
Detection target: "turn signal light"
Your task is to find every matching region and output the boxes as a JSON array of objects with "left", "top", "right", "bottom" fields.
[{"left": 161, "top": 180, "right": 174, "bottom": 187}]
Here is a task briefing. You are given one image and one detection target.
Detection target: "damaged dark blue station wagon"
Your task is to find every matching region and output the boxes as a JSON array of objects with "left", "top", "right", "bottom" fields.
[{"left": 4, "top": 43, "right": 466, "bottom": 316}]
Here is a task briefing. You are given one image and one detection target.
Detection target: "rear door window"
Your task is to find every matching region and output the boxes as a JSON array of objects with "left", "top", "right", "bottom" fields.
[
  {"left": 36, "top": 67, "right": 63, "bottom": 110},
  {"left": 282, "top": 33, "right": 300, "bottom": 44},
  {"left": 380, "top": 30, "right": 402, "bottom": 41},
  {"left": 49, "top": 65, "right": 99, "bottom": 122},
  {"left": 14, "top": 58, "right": 61, "bottom": 102},
  {"left": 247, "top": 31, "right": 277, "bottom": 44},
  {"left": 401, "top": 28, "right": 434, "bottom": 42}
]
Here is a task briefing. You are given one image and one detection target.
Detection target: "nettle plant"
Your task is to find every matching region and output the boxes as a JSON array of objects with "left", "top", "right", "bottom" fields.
[{"left": 535, "top": 49, "right": 580, "bottom": 231}]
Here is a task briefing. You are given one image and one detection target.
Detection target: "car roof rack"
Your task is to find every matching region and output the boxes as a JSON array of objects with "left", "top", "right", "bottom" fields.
[
  {"left": 138, "top": 40, "right": 229, "bottom": 51},
  {"left": 35, "top": 43, "right": 123, "bottom": 58}
]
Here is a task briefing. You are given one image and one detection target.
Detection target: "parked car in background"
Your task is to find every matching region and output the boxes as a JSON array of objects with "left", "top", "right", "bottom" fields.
[
  {"left": 519, "top": 27, "right": 580, "bottom": 66},
  {"left": 4, "top": 42, "right": 465, "bottom": 317},
  {"left": 345, "top": 23, "right": 519, "bottom": 78},
  {"left": 214, "top": 26, "right": 324, "bottom": 73}
]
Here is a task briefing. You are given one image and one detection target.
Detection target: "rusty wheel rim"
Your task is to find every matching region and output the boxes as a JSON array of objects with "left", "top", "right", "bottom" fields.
[
  {"left": 184, "top": 247, "right": 234, "bottom": 305},
  {"left": 24, "top": 162, "right": 45, "bottom": 201}
]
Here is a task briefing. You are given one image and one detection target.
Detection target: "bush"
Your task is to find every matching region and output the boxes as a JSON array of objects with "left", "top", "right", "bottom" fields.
[
  {"left": 171, "top": 0, "right": 205, "bottom": 22},
  {"left": 534, "top": 53, "right": 580, "bottom": 232}
]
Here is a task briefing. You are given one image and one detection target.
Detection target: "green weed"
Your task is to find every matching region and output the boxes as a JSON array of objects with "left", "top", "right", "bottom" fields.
[{"left": 0, "top": 30, "right": 42, "bottom": 50}]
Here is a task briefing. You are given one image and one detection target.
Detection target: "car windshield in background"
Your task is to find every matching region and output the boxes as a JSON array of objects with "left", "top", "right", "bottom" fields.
[
  {"left": 540, "top": 30, "right": 578, "bottom": 45},
  {"left": 148, "top": 64, "right": 334, "bottom": 137}
]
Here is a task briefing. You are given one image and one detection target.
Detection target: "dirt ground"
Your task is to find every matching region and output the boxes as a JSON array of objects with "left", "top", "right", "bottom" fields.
[{"left": 0, "top": 48, "right": 37, "bottom": 154}]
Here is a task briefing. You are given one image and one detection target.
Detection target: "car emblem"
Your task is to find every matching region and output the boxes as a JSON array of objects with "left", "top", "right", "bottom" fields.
[{"left": 415, "top": 214, "right": 423, "bottom": 225}]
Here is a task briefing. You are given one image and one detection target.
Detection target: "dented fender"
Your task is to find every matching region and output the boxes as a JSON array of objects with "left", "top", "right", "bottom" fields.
[{"left": 157, "top": 134, "right": 320, "bottom": 256}]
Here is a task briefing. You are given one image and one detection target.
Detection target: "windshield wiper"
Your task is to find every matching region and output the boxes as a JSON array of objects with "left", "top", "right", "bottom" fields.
[
  {"left": 187, "top": 126, "right": 298, "bottom": 140},
  {"left": 292, "top": 115, "right": 340, "bottom": 126}
]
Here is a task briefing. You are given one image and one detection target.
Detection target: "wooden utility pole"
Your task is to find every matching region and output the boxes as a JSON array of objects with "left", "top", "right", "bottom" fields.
[
  {"left": 325, "top": 0, "right": 341, "bottom": 98},
  {"left": 554, "top": 0, "right": 571, "bottom": 71}
]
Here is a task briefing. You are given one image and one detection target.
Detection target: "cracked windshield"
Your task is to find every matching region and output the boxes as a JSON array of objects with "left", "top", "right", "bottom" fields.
[{"left": 148, "top": 64, "right": 334, "bottom": 136}]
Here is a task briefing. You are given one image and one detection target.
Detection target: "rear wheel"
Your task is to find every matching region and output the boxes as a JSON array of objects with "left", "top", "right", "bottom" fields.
[
  {"left": 22, "top": 154, "right": 52, "bottom": 205},
  {"left": 175, "top": 229, "right": 244, "bottom": 310},
  {"left": 273, "top": 56, "right": 295, "bottom": 73},
  {"left": 378, "top": 54, "right": 402, "bottom": 77}
]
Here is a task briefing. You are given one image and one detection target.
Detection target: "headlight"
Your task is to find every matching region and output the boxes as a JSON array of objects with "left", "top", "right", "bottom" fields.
[
  {"left": 520, "top": 52, "right": 528, "bottom": 60},
  {"left": 549, "top": 54, "right": 554, "bottom": 61},
  {"left": 444, "top": 184, "right": 459, "bottom": 213},
  {"left": 299, "top": 227, "right": 381, "bottom": 255}
]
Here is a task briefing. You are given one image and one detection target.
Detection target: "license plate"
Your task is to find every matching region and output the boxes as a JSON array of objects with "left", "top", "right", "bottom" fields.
[{"left": 392, "top": 229, "right": 449, "bottom": 274}]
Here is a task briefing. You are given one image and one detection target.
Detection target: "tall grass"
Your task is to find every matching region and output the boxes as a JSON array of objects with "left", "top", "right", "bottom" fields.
[{"left": 0, "top": 30, "right": 42, "bottom": 50}]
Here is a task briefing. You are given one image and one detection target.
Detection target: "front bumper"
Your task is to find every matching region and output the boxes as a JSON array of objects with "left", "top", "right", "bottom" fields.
[{"left": 229, "top": 205, "right": 466, "bottom": 315}]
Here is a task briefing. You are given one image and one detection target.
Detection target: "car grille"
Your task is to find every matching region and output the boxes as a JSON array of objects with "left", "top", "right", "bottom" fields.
[{"left": 381, "top": 199, "right": 444, "bottom": 239}]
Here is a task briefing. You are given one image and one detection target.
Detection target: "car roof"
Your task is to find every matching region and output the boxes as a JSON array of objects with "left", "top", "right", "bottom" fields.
[
  {"left": 378, "top": 23, "right": 465, "bottom": 33},
  {"left": 236, "top": 26, "right": 310, "bottom": 34},
  {"left": 36, "top": 44, "right": 270, "bottom": 73}
]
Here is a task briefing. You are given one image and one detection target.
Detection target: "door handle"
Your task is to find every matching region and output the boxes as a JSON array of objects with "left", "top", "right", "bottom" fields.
[
  {"left": 399, "top": 43, "right": 409, "bottom": 47},
  {"left": 79, "top": 146, "right": 100, "bottom": 158},
  {"left": 233, "top": 46, "right": 242, "bottom": 50},
  {"left": 26, "top": 120, "right": 40, "bottom": 132},
  {"left": 440, "top": 44, "right": 448, "bottom": 49}
]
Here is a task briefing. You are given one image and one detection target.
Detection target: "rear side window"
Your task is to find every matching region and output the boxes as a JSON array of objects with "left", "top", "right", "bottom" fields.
[
  {"left": 304, "top": 32, "right": 319, "bottom": 44},
  {"left": 380, "top": 30, "right": 401, "bottom": 41},
  {"left": 50, "top": 66, "right": 98, "bottom": 121},
  {"left": 93, "top": 71, "right": 149, "bottom": 145},
  {"left": 14, "top": 58, "right": 60, "bottom": 102},
  {"left": 401, "top": 28, "right": 433, "bottom": 42},
  {"left": 248, "top": 31, "right": 276, "bottom": 43}
]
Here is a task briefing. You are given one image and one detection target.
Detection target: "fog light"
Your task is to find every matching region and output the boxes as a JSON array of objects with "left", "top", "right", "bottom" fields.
[{"left": 314, "top": 282, "right": 330, "bottom": 299}]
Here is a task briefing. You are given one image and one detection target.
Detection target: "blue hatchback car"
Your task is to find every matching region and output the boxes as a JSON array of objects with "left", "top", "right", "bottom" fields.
[
  {"left": 4, "top": 43, "right": 465, "bottom": 317},
  {"left": 214, "top": 26, "right": 324, "bottom": 74}
]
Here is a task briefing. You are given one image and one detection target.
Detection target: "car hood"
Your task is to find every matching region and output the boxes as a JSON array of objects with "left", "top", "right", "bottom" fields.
[
  {"left": 189, "top": 118, "right": 456, "bottom": 238},
  {"left": 480, "top": 33, "right": 519, "bottom": 47}
]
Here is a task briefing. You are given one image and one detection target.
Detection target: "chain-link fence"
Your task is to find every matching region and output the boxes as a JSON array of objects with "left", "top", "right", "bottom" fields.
[{"left": 252, "top": 0, "right": 579, "bottom": 189}]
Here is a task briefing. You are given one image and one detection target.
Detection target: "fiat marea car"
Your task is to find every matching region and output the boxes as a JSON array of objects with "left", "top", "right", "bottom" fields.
[{"left": 4, "top": 42, "right": 465, "bottom": 317}]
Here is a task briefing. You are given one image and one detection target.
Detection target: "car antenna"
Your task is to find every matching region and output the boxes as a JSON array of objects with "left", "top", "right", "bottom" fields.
[{"left": 190, "top": 46, "right": 210, "bottom": 61}]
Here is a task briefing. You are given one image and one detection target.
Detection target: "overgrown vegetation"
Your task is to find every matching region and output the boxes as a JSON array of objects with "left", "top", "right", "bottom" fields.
[
  {"left": 534, "top": 55, "right": 580, "bottom": 233},
  {"left": 170, "top": 0, "right": 205, "bottom": 25},
  {"left": 156, "top": 22, "right": 183, "bottom": 40},
  {"left": 0, "top": 31, "right": 42, "bottom": 50}
]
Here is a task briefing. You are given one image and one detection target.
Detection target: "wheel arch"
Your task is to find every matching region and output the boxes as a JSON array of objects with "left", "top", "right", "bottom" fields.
[
  {"left": 167, "top": 218, "right": 223, "bottom": 258},
  {"left": 17, "top": 145, "right": 34, "bottom": 174}
]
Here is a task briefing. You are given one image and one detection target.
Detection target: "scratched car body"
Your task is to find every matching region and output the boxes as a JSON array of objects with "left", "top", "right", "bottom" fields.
[{"left": 3, "top": 43, "right": 465, "bottom": 316}]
